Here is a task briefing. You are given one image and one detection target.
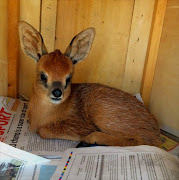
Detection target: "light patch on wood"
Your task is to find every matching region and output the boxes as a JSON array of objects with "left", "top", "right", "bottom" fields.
[
  {"left": 0, "top": 0, "right": 8, "bottom": 96},
  {"left": 150, "top": 0, "right": 179, "bottom": 135},
  {"left": 122, "top": 0, "right": 155, "bottom": 94},
  {"left": 55, "top": 0, "right": 134, "bottom": 90},
  {"left": 41, "top": 0, "right": 57, "bottom": 53}
]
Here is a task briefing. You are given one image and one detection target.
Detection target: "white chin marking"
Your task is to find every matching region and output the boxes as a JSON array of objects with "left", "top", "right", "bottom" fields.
[{"left": 50, "top": 99, "right": 61, "bottom": 105}]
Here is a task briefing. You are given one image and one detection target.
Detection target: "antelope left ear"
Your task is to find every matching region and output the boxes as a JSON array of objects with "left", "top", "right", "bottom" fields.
[
  {"left": 64, "top": 28, "right": 95, "bottom": 65},
  {"left": 18, "top": 21, "right": 48, "bottom": 62}
]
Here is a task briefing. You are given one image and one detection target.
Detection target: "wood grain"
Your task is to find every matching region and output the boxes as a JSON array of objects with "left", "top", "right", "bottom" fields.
[
  {"left": 55, "top": 0, "right": 134, "bottom": 90},
  {"left": 41, "top": 0, "right": 57, "bottom": 53},
  {"left": 141, "top": 0, "right": 168, "bottom": 106},
  {"left": 122, "top": 0, "right": 155, "bottom": 94},
  {"left": 0, "top": 0, "right": 8, "bottom": 96},
  {"left": 19, "top": 0, "right": 41, "bottom": 98},
  {"left": 149, "top": 0, "right": 179, "bottom": 135},
  {"left": 8, "top": 0, "right": 20, "bottom": 98}
]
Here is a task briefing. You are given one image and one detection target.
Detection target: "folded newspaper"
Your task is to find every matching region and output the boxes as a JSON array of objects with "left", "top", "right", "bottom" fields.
[
  {"left": 1, "top": 142, "right": 179, "bottom": 180},
  {"left": 0, "top": 96, "right": 179, "bottom": 179},
  {"left": 0, "top": 141, "right": 51, "bottom": 180}
]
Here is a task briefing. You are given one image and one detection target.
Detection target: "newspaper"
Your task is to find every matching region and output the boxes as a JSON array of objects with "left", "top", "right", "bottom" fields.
[
  {"left": 1, "top": 142, "right": 178, "bottom": 180},
  {"left": 160, "top": 129, "right": 179, "bottom": 157},
  {"left": 0, "top": 141, "right": 52, "bottom": 180},
  {"left": 52, "top": 146, "right": 179, "bottom": 180},
  {"left": 0, "top": 96, "right": 78, "bottom": 157}
]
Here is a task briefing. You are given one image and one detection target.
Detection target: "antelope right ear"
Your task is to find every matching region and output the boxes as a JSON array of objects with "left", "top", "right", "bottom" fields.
[
  {"left": 65, "top": 28, "right": 95, "bottom": 65},
  {"left": 18, "top": 21, "right": 48, "bottom": 62}
]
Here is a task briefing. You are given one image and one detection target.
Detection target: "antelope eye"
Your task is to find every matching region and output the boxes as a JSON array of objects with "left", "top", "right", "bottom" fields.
[
  {"left": 40, "top": 73, "right": 47, "bottom": 84},
  {"left": 65, "top": 76, "right": 71, "bottom": 88}
]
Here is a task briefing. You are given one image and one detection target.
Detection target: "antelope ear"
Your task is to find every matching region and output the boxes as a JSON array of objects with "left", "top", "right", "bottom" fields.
[
  {"left": 18, "top": 21, "right": 48, "bottom": 62},
  {"left": 65, "top": 28, "right": 95, "bottom": 65}
]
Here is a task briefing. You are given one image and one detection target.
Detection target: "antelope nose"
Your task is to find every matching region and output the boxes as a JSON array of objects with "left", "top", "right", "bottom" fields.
[{"left": 52, "top": 89, "right": 62, "bottom": 98}]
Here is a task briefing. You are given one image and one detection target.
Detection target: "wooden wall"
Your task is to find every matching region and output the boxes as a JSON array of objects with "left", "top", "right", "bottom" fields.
[
  {"left": 0, "top": 0, "right": 8, "bottom": 96},
  {"left": 19, "top": 0, "right": 41, "bottom": 98},
  {"left": 19, "top": 0, "right": 57, "bottom": 98},
  {"left": 149, "top": 0, "right": 179, "bottom": 136},
  {"left": 55, "top": 0, "right": 134, "bottom": 90},
  {"left": 16, "top": 0, "right": 156, "bottom": 98},
  {"left": 55, "top": 0, "right": 155, "bottom": 95}
]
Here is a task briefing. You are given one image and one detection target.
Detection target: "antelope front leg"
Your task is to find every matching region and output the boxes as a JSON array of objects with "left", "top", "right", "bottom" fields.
[{"left": 38, "top": 127, "right": 80, "bottom": 141}]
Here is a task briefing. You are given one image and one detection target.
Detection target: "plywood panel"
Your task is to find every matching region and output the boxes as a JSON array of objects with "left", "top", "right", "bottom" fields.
[
  {"left": 19, "top": 0, "right": 41, "bottom": 98},
  {"left": 0, "top": 0, "right": 8, "bottom": 96},
  {"left": 150, "top": 0, "right": 179, "bottom": 136},
  {"left": 141, "top": 0, "right": 168, "bottom": 106},
  {"left": 122, "top": 0, "right": 155, "bottom": 94},
  {"left": 41, "top": 0, "right": 57, "bottom": 53},
  {"left": 8, "top": 0, "right": 20, "bottom": 98},
  {"left": 55, "top": 0, "right": 134, "bottom": 89}
]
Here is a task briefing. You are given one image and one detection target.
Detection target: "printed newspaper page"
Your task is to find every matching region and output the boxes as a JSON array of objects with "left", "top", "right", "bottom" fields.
[
  {"left": 52, "top": 146, "right": 179, "bottom": 180},
  {"left": 0, "top": 96, "right": 78, "bottom": 157},
  {"left": 159, "top": 129, "right": 179, "bottom": 157},
  {"left": 0, "top": 141, "right": 50, "bottom": 180}
]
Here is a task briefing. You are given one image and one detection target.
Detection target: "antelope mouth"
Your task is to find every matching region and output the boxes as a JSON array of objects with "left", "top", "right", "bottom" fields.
[
  {"left": 51, "top": 97, "right": 61, "bottom": 101},
  {"left": 50, "top": 97, "right": 62, "bottom": 104}
]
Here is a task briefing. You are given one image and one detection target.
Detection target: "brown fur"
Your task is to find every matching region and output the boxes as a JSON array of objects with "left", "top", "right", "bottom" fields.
[
  {"left": 19, "top": 22, "right": 161, "bottom": 147},
  {"left": 28, "top": 51, "right": 161, "bottom": 147}
]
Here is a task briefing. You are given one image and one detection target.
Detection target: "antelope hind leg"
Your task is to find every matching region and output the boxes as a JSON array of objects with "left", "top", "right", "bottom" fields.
[{"left": 83, "top": 131, "right": 151, "bottom": 146}]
